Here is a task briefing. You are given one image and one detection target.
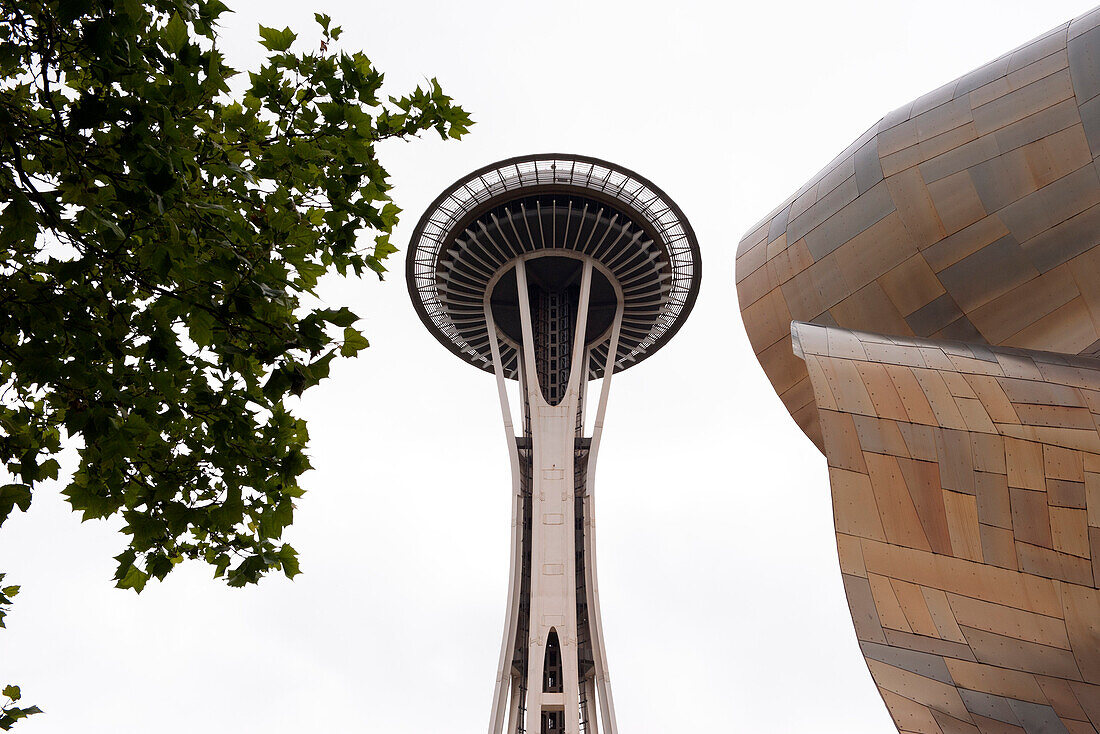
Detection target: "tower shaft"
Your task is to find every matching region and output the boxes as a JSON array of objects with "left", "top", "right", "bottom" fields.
[{"left": 485, "top": 256, "right": 622, "bottom": 734}]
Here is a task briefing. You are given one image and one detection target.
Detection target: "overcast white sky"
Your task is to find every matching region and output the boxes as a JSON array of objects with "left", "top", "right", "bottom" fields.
[{"left": 3, "top": 1, "right": 1098, "bottom": 732}]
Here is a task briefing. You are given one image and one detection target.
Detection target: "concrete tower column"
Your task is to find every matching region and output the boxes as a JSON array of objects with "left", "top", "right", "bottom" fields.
[{"left": 483, "top": 254, "right": 623, "bottom": 734}]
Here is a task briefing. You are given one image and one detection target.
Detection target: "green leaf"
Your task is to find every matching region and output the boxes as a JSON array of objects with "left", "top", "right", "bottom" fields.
[
  {"left": 373, "top": 234, "right": 398, "bottom": 259},
  {"left": 203, "top": 0, "right": 231, "bottom": 20},
  {"left": 340, "top": 327, "right": 369, "bottom": 357},
  {"left": 2, "top": 686, "right": 19, "bottom": 701},
  {"left": 213, "top": 554, "right": 230, "bottom": 578},
  {"left": 163, "top": 13, "right": 188, "bottom": 54},
  {"left": 318, "top": 307, "right": 357, "bottom": 327},
  {"left": 278, "top": 544, "right": 300, "bottom": 579},
  {"left": 258, "top": 25, "right": 296, "bottom": 52},
  {"left": 0, "top": 191, "right": 38, "bottom": 249},
  {"left": 379, "top": 202, "right": 400, "bottom": 229},
  {"left": 57, "top": 0, "right": 93, "bottom": 22},
  {"left": 0, "top": 485, "right": 31, "bottom": 525},
  {"left": 188, "top": 309, "right": 215, "bottom": 347},
  {"left": 115, "top": 565, "right": 148, "bottom": 593},
  {"left": 38, "top": 459, "right": 59, "bottom": 481}
]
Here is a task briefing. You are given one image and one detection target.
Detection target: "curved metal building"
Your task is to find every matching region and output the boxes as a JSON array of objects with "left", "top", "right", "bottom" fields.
[
  {"left": 737, "top": 8, "right": 1100, "bottom": 734},
  {"left": 409, "top": 154, "right": 700, "bottom": 734}
]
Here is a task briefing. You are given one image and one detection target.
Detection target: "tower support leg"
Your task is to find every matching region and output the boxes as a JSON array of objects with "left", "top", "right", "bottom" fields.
[
  {"left": 505, "top": 675, "right": 521, "bottom": 734},
  {"left": 582, "top": 676, "right": 599, "bottom": 734},
  {"left": 485, "top": 279, "right": 528, "bottom": 734}
]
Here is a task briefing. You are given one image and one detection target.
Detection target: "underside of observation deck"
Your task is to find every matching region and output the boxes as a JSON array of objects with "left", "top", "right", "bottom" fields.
[{"left": 407, "top": 154, "right": 701, "bottom": 380}]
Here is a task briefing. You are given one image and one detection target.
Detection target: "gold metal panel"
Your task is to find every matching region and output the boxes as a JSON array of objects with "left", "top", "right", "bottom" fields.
[{"left": 792, "top": 322, "right": 1099, "bottom": 731}]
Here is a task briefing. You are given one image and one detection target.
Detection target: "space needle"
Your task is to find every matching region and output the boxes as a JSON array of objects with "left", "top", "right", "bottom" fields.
[{"left": 407, "top": 154, "right": 701, "bottom": 734}]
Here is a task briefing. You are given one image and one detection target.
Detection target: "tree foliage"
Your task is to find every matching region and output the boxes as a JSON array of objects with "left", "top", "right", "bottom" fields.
[
  {"left": 0, "top": 0, "right": 470, "bottom": 718},
  {"left": 0, "top": 580, "right": 36, "bottom": 728}
]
